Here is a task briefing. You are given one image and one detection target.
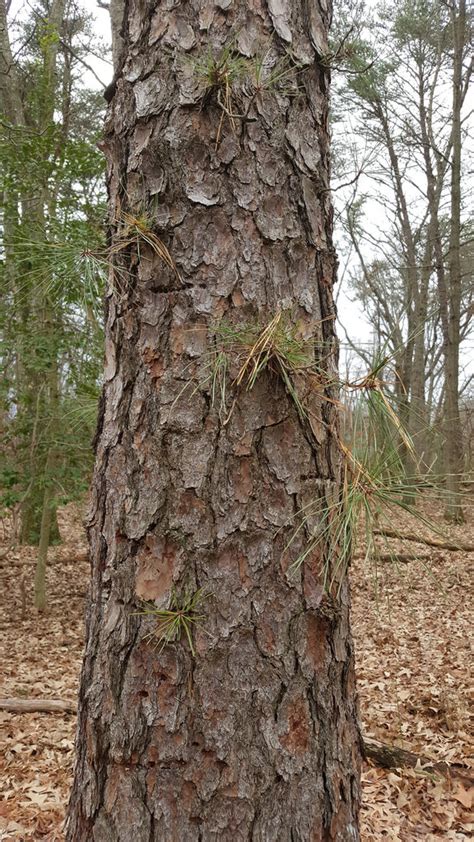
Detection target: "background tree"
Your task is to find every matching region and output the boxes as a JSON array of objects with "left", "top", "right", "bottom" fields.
[
  {"left": 66, "top": 0, "right": 362, "bottom": 838},
  {"left": 0, "top": 0, "right": 107, "bottom": 608},
  {"left": 331, "top": 0, "right": 473, "bottom": 516}
]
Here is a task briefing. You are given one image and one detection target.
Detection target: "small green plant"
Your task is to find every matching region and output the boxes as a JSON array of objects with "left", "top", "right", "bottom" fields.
[
  {"left": 189, "top": 41, "right": 303, "bottom": 145},
  {"left": 190, "top": 42, "right": 249, "bottom": 145},
  {"left": 288, "top": 445, "right": 425, "bottom": 582},
  {"left": 134, "top": 588, "right": 209, "bottom": 656},
  {"left": 192, "top": 42, "right": 249, "bottom": 96},
  {"left": 286, "top": 359, "right": 462, "bottom": 593},
  {"left": 214, "top": 311, "right": 336, "bottom": 421},
  {"left": 247, "top": 45, "right": 303, "bottom": 100},
  {"left": 345, "top": 353, "right": 414, "bottom": 460},
  {"left": 111, "top": 211, "right": 182, "bottom": 284},
  {"left": 169, "top": 312, "right": 337, "bottom": 426},
  {"left": 219, "top": 312, "right": 309, "bottom": 385}
]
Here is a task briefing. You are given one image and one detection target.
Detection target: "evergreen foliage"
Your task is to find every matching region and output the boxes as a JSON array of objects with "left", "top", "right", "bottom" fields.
[{"left": 0, "top": 1, "right": 106, "bottom": 578}]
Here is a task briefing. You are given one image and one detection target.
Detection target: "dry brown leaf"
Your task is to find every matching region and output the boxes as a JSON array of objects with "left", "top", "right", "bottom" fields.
[
  {"left": 1, "top": 499, "right": 472, "bottom": 840},
  {"left": 452, "top": 783, "right": 474, "bottom": 809}
]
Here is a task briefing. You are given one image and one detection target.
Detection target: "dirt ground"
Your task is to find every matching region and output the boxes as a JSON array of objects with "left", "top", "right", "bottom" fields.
[{"left": 0, "top": 500, "right": 472, "bottom": 840}]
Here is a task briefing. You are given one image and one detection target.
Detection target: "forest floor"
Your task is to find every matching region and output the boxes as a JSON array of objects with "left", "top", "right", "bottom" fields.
[{"left": 0, "top": 499, "right": 472, "bottom": 841}]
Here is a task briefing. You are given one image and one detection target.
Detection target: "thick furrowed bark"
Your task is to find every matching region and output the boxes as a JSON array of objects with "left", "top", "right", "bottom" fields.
[{"left": 67, "top": 2, "right": 362, "bottom": 839}]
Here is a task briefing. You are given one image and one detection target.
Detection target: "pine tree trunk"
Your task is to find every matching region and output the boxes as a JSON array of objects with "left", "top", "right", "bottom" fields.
[{"left": 67, "top": 2, "right": 361, "bottom": 839}]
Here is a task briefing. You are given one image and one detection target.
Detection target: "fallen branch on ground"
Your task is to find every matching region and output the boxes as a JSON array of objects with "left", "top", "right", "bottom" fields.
[
  {"left": 373, "top": 528, "right": 474, "bottom": 552},
  {"left": 0, "top": 553, "right": 88, "bottom": 566},
  {"left": 354, "top": 552, "right": 423, "bottom": 563},
  {"left": 0, "top": 698, "right": 76, "bottom": 713},
  {"left": 363, "top": 739, "right": 472, "bottom": 784}
]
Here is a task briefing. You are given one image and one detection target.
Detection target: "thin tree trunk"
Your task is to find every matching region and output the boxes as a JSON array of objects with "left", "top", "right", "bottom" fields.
[
  {"left": 20, "top": 475, "right": 60, "bottom": 546},
  {"left": 67, "top": 2, "right": 361, "bottom": 840},
  {"left": 369, "top": 102, "right": 426, "bottom": 479},
  {"left": 416, "top": 17, "right": 466, "bottom": 520},
  {"left": 33, "top": 438, "right": 58, "bottom": 611},
  {"left": 443, "top": 0, "right": 466, "bottom": 522},
  {"left": 34, "top": 479, "right": 53, "bottom": 612},
  {"left": 4, "top": 0, "right": 65, "bottom": 545},
  {"left": 0, "top": 0, "right": 24, "bottom": 123}
]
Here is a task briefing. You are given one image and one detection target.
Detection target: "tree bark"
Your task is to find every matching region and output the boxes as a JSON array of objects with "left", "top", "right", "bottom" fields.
[{"left": 67, "top": 2, "right": 361, "bottom": 840}]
